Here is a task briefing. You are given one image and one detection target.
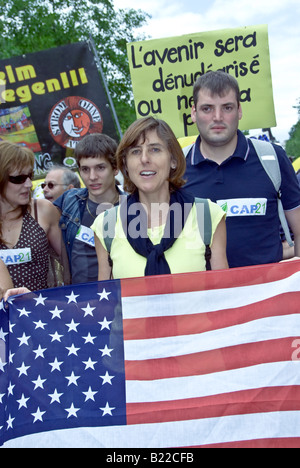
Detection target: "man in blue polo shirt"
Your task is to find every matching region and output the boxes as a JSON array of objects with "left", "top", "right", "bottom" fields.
[{"left": 184, "top": 71, "right": 300, "bottom": 268}]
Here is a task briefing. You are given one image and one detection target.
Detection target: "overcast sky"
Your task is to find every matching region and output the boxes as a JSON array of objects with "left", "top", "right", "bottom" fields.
[{"left": 114, "top": 0, "right": 300, "bottom": 144}]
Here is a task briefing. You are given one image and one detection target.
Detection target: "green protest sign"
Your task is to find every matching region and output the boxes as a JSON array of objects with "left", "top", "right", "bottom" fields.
[{"left": 127, "top": 24, "right": 276, "bottom": 137}]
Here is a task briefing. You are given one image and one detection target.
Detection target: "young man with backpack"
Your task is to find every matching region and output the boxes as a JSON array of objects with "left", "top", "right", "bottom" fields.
[
  {"left": 54, "top": 133, "right": 124, "bottom": 283},
  {"left": 183, "top": 71, "right": 300, "bottom": 268}
]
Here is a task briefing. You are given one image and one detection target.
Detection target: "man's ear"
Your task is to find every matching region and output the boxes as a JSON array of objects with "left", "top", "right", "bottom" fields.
[
  {"left": 191, "top": 104, "right": 197, "bottom": 124},
  {"left": 238, "top": 103, "right": 243, "bottom": 121}
]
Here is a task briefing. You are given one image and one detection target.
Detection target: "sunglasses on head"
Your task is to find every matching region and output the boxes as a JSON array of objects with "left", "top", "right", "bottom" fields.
[{"left": 8, "top": 172, "right": 34, "bottom": 185}]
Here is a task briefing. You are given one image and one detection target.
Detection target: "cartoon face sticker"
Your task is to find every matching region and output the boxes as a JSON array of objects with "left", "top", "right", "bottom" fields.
[
  {"left": 49, "top": 96, "right": 103, "bottom": 149},
  {"left": 62, "top": 109, "right": 91, "bottom": 138}
]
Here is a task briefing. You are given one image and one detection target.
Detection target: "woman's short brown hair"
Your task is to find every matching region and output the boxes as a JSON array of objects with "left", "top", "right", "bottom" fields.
[{"left": 116, "top": 117, "right": 186, "bottom": 194}]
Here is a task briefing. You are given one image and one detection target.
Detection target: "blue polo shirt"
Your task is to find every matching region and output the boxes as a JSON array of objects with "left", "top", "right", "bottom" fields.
[{"left": 184, "top": 130, "right": 300, "bottom": 268}]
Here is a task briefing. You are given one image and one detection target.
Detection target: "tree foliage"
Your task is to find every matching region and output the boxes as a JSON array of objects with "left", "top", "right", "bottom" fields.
[
  {"left": 285, "top": 100, "right": 300, "bottom": 160},
  {"left": 0, "top": 0, "right": 150, "bottom": 133}
]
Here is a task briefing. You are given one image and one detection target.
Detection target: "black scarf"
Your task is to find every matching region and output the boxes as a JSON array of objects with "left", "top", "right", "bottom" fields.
[{"left": 120, "top": 189, "right": 195, "bottom": 276}]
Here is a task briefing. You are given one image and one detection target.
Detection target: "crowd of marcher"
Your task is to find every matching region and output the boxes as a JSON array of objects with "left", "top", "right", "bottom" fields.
[{"left": 1, "top": 71, "right": 300, "bottom": 301}]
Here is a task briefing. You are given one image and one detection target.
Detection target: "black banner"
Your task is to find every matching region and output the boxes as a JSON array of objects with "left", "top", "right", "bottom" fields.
[{"left": 0, "top": 41, "right": 119, "bottom": 177}]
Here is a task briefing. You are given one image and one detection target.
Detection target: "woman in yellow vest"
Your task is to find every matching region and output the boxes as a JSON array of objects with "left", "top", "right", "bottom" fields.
[{"left": 92, "top": 117, "right": 228, "bottom": 280}]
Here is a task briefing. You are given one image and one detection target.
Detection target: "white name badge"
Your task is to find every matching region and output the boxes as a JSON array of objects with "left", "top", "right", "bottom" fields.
[
  {"left": 76, "top": 225, "right": 95, "bottom": 247},
  {"left": 0, "top": 248, "right": 32, "bottom": 265},
  {"left": 217, "top": 198, "right": 267, "bottom": 217}
]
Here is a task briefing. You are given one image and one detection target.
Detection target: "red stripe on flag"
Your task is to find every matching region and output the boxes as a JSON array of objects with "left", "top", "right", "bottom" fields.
[
  {"left": 126, "top": 386, "right": 300, "bottom": 425},
  {"left": 121, "top": 261, "right": 300, "bottom": 298},
  {"left": 197, "top": 438, "right": 300, "bottom": 448},
  {"left": 121, "top": 262, "right": 300, "bottom": 447},
  {"left": 125, "top": 337, "right": 296, "bottom": 381},
  {"left": 123, "top": 292, "right": 300, "bottom": 341}
]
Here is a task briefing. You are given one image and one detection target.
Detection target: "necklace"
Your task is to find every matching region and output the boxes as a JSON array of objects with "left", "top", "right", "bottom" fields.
[
  {"left": 86, "top": 192, "right": 120, "bottom": 219},
  {"left": 86, "top": 199, "right": 97, "bottom": 219}
]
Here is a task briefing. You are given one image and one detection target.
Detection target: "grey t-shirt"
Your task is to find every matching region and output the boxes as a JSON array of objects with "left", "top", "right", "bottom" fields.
[{"left": 71, "top": 199, "right": 98, "bottom": 284}]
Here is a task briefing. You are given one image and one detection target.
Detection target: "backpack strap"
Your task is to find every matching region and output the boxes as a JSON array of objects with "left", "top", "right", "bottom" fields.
[
  {"left": 182, "top": 143, "right": 194, "bottom": 158},
  {"left": 250, "top": 138, "right": 281, "bottom": 190},
  {"left": 102, "top": 199, "right": 213, "bottom": 272},
  {"left": 103, "top": 206, "right": 118, "bottom": 267},
  {"left": 250, "top": 138, "right": 294, "bottom": 247},
  {"left": 194, "top": 197, "right": 212, "bottom": 271}
]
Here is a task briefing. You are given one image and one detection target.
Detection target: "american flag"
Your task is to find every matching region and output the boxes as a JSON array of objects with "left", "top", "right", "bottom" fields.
[{"left": 1, "top": 261, "right": 300, "bottom": 448}]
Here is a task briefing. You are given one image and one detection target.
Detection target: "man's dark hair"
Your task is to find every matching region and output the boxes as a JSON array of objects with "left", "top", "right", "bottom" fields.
[
  {"left": 75, "top": 133, "right": 118, "bottom": 170},
  {"left": 193, "top": 71, "right": 241, "bottom": 107}
]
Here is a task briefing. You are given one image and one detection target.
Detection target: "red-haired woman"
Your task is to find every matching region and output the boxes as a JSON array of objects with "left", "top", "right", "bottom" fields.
[{"left": 0, "top": 141, "right": 62, "bottom": 290}]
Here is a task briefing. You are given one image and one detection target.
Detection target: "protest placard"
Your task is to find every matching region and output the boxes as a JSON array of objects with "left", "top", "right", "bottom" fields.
[
  {"left": 0, "top": 42, "right": 119, "bottom": 177},
  {"left": 127, "top": 24, "right": 276, "bottom": 137}
]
